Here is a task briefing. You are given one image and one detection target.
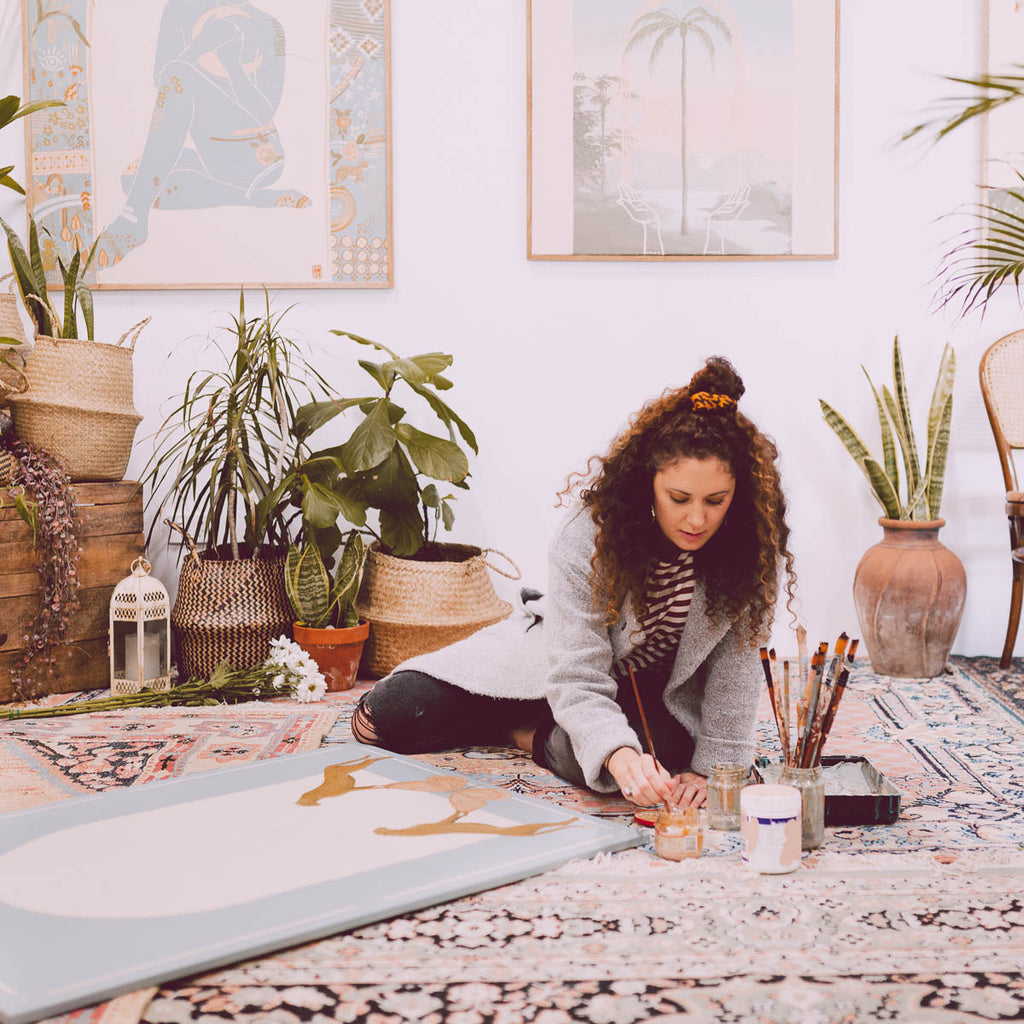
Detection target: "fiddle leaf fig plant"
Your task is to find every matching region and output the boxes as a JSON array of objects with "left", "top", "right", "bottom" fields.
[
  {"left": 290, "top": 333, "right": 478, "bottom": 557},
  {"left": 820, "top": 337, "right": 956, "bottom": 521}
]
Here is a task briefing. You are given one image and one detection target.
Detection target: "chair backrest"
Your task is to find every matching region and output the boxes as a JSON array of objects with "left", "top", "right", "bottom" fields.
[{"left": 980, "top": 329, "right": 1024, "bottom": 493}]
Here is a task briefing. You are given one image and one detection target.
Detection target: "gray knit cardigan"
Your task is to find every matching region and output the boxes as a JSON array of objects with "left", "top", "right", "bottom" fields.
[{"left": 384, "top": 507, "right": 763, "bottom": 791}]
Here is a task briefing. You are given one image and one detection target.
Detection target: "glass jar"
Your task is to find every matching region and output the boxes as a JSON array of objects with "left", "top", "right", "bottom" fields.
[
  {"left": 654, "top": 806, "right": 703, "bottom": 860},
  {"left": 779, "top": 764, "right": 825, "bottom": 850},
  {"left": 706, "top": 762, "right": 750, "bottom": 830}
]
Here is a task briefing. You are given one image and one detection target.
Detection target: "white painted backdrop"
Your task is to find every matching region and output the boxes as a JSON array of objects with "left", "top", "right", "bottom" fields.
[{"left": 0, "top": 0, "right": 1013, "bottom": 657}]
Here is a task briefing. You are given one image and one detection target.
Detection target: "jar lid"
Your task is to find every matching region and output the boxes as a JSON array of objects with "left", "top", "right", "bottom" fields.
[{"left": 741, "top": 783, "right": 801, "bottom": 816}]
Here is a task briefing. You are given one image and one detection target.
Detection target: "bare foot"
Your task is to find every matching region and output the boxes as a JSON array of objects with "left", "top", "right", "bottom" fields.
[{"left": 510, "top": 726, "right": 535, "bottom": 754}]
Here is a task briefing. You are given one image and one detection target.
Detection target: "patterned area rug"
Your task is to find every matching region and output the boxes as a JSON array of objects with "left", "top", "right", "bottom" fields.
[
  {"left": 7, "top": 657, "right": 1024, "bottom": 1023},
  {"left": 0, "top": 703, "right": 339, "bottom": 813}
]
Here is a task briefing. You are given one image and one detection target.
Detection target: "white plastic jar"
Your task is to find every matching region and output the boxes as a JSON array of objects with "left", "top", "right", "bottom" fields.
[{"left": 740, "top": 784, "right": 802, "bottom": 874}]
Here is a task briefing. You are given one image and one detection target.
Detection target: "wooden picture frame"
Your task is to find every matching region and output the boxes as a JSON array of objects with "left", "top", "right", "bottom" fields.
[
  {"left": 21, "top": 0, "right": 392, "bottom": 289},
  {"left": 527, "top": 0, "right": 839, "bottom": 261}
]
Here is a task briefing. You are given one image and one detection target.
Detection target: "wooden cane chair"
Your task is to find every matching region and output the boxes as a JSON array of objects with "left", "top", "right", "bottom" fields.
[{"left": 980, "top": 330, "right": 1024, "bottom": 666}]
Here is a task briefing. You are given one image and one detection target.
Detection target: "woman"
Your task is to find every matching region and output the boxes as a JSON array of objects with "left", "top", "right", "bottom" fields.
[{"left": 352, "top": 356, "right": 797, "bottom": 810}]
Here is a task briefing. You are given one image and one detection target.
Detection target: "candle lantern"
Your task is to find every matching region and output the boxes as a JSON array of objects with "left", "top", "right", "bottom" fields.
[{"left": 109, "top": 557, "right": 172, "bottom": 695}]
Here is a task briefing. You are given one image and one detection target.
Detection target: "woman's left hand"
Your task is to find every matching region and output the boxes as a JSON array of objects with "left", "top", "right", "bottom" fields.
[{"left": 669, "top": 771, "right": 707, "bottom": 808}]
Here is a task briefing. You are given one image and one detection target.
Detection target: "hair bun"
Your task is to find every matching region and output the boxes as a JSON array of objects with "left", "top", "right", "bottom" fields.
[{"left": 686, "top": 356, "right": 745, "bottom": 403}]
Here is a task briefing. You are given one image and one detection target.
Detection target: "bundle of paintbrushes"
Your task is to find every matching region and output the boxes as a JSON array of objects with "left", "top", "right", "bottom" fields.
[{"left": 757, "top": 627, "right": 860, "bottom": 768}]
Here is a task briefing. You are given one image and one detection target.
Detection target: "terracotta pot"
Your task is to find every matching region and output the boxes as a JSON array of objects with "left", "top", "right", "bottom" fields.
[
  {"left": 853, "top": 518, "right": 967, "bottom": 678},
  {"left": 293, "top": 620, "right": 369, "bottom": 692}
]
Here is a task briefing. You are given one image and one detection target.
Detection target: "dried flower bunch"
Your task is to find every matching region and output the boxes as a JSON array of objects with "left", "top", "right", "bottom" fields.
[
  {"left": 6, "top": 440, "right": 82, "bottom": 700},
  {"left": 3, "top": 637, "right": 326, "bottom": 719}
]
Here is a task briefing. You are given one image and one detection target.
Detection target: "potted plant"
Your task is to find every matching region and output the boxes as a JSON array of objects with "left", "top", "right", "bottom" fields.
[
  {"left": 290, "top": 333, "right": 515, "bottom": 676},
  {"left": 820, "top": 337, "right": 965, "bottom": 678},
  {"left": 285, "top": 530, "right": 369, "bottom": 691},
  {"left": 144, "top": 289, "right": 337, "bottom": 679}
]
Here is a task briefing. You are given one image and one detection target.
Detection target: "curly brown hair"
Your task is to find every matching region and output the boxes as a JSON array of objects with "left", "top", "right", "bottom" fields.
[{"left": 561, "top": 356, "right": 797, "bottom": 644}]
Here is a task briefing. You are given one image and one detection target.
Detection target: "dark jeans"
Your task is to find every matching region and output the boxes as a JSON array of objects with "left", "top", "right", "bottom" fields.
[{"left": 356, "top": 664, "right": 695, "bottom": 791}]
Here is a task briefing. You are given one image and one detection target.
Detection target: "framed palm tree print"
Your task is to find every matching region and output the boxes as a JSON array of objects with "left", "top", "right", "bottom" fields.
[{"left": 527, "top": 0, "right": 839, "bottom": 260}]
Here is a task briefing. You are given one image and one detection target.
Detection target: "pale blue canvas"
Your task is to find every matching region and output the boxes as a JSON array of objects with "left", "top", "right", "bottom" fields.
[{"left": 0, "top": 743, "right": 641, "bottom": 1024}]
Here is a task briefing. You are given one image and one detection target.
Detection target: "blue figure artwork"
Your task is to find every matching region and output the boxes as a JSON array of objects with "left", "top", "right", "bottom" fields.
[{"left": 99, "top": 0, "right": 310, "bottom": 264}]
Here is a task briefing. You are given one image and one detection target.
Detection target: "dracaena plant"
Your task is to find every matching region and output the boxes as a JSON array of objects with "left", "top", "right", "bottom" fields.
[
  {"left": 819, "top": 337, "right": 956, "bottom": 521},
  {"left": 285, "top": 530, "right": 367, "bottom": 629},
  {"left": 278, "top": 334, "right": 478, "bottom": 558}
]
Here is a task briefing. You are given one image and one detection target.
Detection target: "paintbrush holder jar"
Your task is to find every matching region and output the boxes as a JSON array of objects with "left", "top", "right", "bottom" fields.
[
  {"left": 779, "top": 764, "right": 825, "bottom": 850},
  {"left": 707, "top": 762, "right": 750, "bottom": 830}
]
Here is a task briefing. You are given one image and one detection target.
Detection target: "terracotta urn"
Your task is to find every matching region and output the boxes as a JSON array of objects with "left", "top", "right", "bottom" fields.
[
  {"left": 853, "top": 518, "right": 967, "bottom": 679},
  {"left": 293, "top": 620, "right": 369, "bottom": 692}
]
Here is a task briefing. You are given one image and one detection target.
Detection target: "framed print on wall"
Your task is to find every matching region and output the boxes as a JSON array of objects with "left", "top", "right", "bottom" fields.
[
  {"left": 21, "top": 0, "right": 392, "bottom": 289},
  {"left": 527, "top": 0, "right": 839, "bottom": 261}
]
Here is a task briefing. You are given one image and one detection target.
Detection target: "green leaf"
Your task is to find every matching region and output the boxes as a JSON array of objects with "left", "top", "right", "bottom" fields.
[
  {"left": 925, "top": 394, "right": 953, "bottom": 519},
  {"left": 335, "top": 446, "right": 419, "bottom": 511},
  {"left": 862, "top": 457, "right": 903, "bottom": 519},
  {"left": 924, "top": 344, "right": 955, "bottom": 505},
  {"left": 882, "top": 385, "right": 918, "bottom": 508},
  {"left": 383, "top": 352, "right": 452, "bottom": 384},
  {"left": 292, "top": 396, "right": 372, "bottom": 439},
  {"left": 819, "top": 399, "right": 873, "bottom": 464},
  {"left": 62, "top": 249, "right": 80, "bottom": 338},
  {"left": 332, "top": 329, "right": 399, "bottom": 360},
  {"left": 75, "top": 280, "right": 93, "bottom": 340},
  {"left": 440, "top": 499, "right": 455, "bottom": 531},
  {"left": 337, "top": 398, "right": 397, "bottom": 473},
  {"left": 406, "top": 379, "right": 479, "bottom": 454},
  {"left": 0, "top": 336, "right": 23, "bottom": 347},
  {"left": 420, "top": 483, "right": 440, "bottom": 508},
  {"left": 380, "top": 504, "right": 426, "bottom": 556},
  {"left": 891, "top": 337, "right": 922, "bottom": 493},
  {"left": 0, "top": 168, "right": 24, "bottom": 195},
  {"left": 862, "top": 368, "right": 899, "bottom": 496},
  {"left": 285, "top": 543, "right": 330, "bottom": 626},
  {"left": 358, "top": 359, "right": 396, "bottom": 391},
  {"left": 394, "top": 422, "right": 470, "bottom": 483},
  {"left": 301, "top": 477, "right": 351, "bottom": 529},
  {"left": 328, "top": 531, "right": 367, "bottom": 621}
]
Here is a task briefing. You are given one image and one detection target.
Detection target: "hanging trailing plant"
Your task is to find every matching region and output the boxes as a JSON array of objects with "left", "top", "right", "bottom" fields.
[{"left": 4, "top": 440, "right": 82, "bottom": 700}]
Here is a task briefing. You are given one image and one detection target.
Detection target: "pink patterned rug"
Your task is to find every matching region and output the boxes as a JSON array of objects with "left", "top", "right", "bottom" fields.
[{"left": 6, "top": 658, "right": 1024, "bottom": 1024}]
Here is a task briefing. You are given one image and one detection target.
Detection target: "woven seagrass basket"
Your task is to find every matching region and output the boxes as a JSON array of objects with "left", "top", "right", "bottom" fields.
[
  {"left": 7, "top": 318, "right": 149, "bottom": 481},
  {"left": 171, "top": 544, "right": 294, "bottom": 681},
  {"left": 354, "top": 543, "right": 519, "bottom": 678}
]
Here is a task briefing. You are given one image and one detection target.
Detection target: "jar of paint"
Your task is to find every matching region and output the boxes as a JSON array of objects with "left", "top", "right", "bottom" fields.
[
  {"left": 706, "top": 762, "right": 750, "bottom": 830},
  {"left": 779, "top": 763, "right": 825, "bottom": 850},
  {"left": 740, "top": 784, "right": 802, "bottom": 874},
  {"left": 654, "top": 805, "right": 703, "bottom": 860}
]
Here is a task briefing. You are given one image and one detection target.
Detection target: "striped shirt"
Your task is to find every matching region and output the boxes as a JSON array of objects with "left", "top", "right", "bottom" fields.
[{"left": 612, "top": 550, "right": 696, "bottom": 680}]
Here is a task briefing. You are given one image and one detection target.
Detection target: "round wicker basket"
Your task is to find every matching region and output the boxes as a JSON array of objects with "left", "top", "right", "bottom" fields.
[{"left": 354, "top": 543, "right": 518, "bottom": 678}]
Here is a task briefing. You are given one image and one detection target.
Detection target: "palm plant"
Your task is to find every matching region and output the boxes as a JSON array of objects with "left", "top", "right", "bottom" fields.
[
  {"left": 820, "top": 338, "right": 956, "bottom": 521},
  {"left": 573, "top": 74, "right": 622, "bottom": 199},
  {"left": 625, "top": 5, "right": 731, "bottom": 236},
  {"left": 902, "top": 68, "right": 1024, "bottom": 317},
  {"left": 0, "top": 94, "right": 63, "bottom": 195}
]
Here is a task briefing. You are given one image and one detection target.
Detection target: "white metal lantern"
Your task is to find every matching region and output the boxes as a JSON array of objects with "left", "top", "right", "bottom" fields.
[{"left": 109, "top": 557, "right": 172, "bottom": 695}]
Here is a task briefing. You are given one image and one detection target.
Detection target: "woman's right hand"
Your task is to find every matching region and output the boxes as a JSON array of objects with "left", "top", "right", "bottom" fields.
[{"left": 606, "top": 747, "right": 674, "bottom": 806}]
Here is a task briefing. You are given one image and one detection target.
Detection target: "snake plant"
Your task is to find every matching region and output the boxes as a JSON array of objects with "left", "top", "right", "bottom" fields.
[
  {"left": 285, "top": 530, "right": 367, "bottom": 629},
  {"left": 820, "top": 337, "right": 956, "bottom": 521}
]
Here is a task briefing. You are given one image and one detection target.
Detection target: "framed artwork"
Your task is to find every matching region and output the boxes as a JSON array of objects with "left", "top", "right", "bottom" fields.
[
  {"left": 0, "top": 743, "right": 640, "bottom": 1024},
  {"left": 21, "top": 0, "right": 392, "bottom": 289},
  {"left": 527, "top": 0, "right": 839, "bottom": 261},
  {"left": 982, "top": 0, "right": 1024, "bottom": 191}
]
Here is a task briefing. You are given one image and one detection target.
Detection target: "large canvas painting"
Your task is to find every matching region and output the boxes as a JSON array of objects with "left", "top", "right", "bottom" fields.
[
  {"left": 20, "top": 0, "right": 392, "bottom": 289},
  {"left": 528, "top": 0, "right": 838, "bottom": 260},
  {"left": 0, "top": 743, "right": 640, "bottom": 1024}
]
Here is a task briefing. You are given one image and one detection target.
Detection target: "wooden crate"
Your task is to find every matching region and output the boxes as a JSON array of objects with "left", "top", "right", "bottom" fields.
[{"left": 1, "top": 481, "right": 145, "bottom": 701}]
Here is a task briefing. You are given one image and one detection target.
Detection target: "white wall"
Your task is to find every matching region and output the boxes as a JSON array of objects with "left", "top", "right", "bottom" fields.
[{"left": 0, "top": 0, "right": 1015, "bottom": 657}]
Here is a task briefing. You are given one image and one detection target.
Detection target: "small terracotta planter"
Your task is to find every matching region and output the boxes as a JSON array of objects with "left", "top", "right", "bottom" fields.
[
  {"left": 853, "top": 518, "right": 966, "bottom": 679},
  {"left": 293, "top": 620, "right": 370, "bottom": 692}
]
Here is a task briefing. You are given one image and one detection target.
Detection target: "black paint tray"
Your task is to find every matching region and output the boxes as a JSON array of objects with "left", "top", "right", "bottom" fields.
[{"left": 753, "top": 754, "right": 901, "bottom": 826}]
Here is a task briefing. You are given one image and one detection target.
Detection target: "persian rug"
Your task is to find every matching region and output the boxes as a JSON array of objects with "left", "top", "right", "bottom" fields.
[
  {"left": 0, "top": 703, "right": 338, "bottom": 813},
  {"left": 9, "top": 656, "right": 1024, "bottom": 1023}
]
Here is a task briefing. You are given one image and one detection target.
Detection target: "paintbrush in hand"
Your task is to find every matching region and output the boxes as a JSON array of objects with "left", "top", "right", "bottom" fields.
[{"left": 627, "top": 666, "right": 672, "bottom": 813}]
